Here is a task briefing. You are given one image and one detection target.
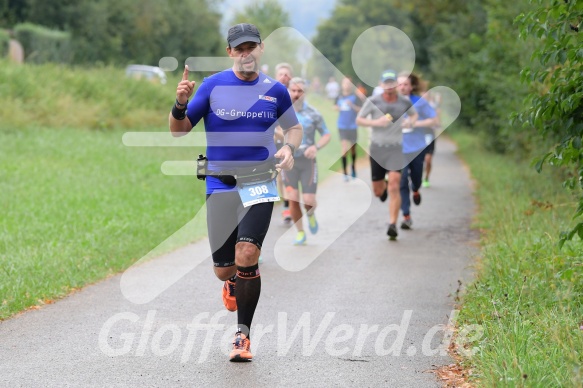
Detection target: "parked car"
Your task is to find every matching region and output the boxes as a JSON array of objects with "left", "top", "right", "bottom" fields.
[{"left": 125, "top": 64, "right": 167, "bottom": 84}]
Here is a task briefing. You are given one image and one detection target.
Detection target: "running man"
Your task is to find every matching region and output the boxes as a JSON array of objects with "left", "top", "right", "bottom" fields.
[
  {"left": 334, "top": 76, "right": 362, "bottom": 181},
  {"left": 282, "top": 77, "right": 331, "bottom": 245},
  {"left": 274, "top": 63, "right": 294, "bottom": 224},
  {"left": 356, "top": 69, "right": 417, "bottom": 240},
  {"left": 169, "top": 23, "right": 302, "bottom": 362},
  {"left": 397, "top": 72, "right": 438, "bottom": 230}
]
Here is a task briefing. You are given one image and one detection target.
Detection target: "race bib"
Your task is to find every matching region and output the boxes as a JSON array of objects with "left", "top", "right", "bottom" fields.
[
  {"left": 425, "top": 133, "right": 434, "bottom": 145},
  {"left": 237, "top": 178, "right": 280, "bottom": 208}
]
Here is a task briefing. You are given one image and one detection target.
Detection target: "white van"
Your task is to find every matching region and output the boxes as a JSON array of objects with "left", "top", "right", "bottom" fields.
[{"left": 125, "top": 64, "right": 167, "bottom": 84}]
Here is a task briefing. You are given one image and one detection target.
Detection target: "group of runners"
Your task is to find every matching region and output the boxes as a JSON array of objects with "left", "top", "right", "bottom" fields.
[
  {"left": 274, "top": 68, "right": 439, "bottom": 242},
  {"left": 168, "top": 23, "right": 440, "bottom": 362}
]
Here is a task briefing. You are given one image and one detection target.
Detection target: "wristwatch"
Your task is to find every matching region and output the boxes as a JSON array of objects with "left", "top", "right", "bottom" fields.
[{"left": 284, "top": 143, "right": 296, "bottom": 154}]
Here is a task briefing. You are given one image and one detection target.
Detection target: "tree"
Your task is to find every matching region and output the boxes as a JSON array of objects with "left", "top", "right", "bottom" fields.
[
  {"left": 11, "top": 0, "right": 223, "bottom": 65},
  {"left": 516, "top": 0, "right": 583, "bottom": 245},
  {"left": 475, "top": 0, "right": 538, "bottom": 153},
  {"left": 311, "top": 4, "right": 361, "bottom": 81},
  {"left": 426, "top": 0, "right": 488, "bottom": 131},
  {"left": 23, "top": 0, "right": 79, "bottom": 30},
  {"left": 0, "top": 0, "right": 27, "bottom": 28},
  {"left": 310, "top": 0, "right": 421, "bottom": 89},
  {"left": 159, "top": 0, "right": 223, "bottom": 65},
  {"left": 231, "top": 0, "right": 290, "bottom": 38},
  {"left": 230, "top": 0, "right": 301, "bottom": 75}
]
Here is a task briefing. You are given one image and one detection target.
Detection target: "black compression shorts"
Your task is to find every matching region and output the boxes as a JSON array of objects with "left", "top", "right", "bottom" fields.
[{"left": 206, "top": 192, "right": 273, "bottom": 267}]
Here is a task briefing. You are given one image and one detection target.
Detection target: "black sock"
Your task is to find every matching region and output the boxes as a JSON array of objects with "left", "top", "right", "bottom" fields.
[
  {"left": 341, "top": 155, "right": 347, "bottom": 174},
  {"left": 236, "top": 264, "right": 261, "bottom": 339},
  {"left": 351, "top": 149, "right": 357, "bottom": 172}
]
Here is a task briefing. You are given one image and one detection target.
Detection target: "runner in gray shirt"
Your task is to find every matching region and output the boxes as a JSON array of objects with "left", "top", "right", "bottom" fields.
[{"left": 357, "top": 69, "right": 417, "bottom": 240}]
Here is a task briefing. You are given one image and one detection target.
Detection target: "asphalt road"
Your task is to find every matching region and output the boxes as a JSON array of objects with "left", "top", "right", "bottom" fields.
[{"left": 0, "top": 137, "right": 478, "bottom": 387}]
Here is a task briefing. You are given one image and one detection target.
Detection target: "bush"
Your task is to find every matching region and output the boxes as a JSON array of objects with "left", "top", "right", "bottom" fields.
[
  {"left": 13, "top": 22, "right": 71, "bottom": 64},
  {"left": 515, "top": 0, "right": 583, "bottom": 245},
  {"left": 0, "top": 29, "right": 9, "bottom": 57}
]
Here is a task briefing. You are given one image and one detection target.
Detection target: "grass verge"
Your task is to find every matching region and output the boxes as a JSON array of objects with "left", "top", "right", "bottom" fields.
[
  {"left": 451, "top": 130, "right": 583, "bottom": 387},
  {"left": 0, "top": 126, "right": 207, "bottom": 319}
]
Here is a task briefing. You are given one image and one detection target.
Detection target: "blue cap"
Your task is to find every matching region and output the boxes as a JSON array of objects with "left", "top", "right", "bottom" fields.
[{"left": 380, "top": 69, "right": 397, "bottom": 82}]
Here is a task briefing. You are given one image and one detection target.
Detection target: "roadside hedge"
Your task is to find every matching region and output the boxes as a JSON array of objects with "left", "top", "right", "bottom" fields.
[{"left": 13, "top": 23, "right": 71, "bottom": 64}]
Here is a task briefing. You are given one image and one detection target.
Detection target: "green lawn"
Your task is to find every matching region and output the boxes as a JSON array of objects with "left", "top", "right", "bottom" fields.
[{"left": 0, "top": 126, "right": 206, "bottom": 318}]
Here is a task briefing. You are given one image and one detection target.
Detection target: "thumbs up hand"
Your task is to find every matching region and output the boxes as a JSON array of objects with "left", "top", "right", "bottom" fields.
[{"left": 176, "top": 65, "right": 196, "bottom": 105}]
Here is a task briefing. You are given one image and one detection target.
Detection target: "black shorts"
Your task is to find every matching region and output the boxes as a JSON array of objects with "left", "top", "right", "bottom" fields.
[
  {"left": 282, "top": 157, "right": 318, "bottom": 194},
  {"left": 369, "top": 143, "right": 404, "bottom": 181},
  {"left": 424, "top": 128, "right": 436, "bottom": 155},
  {"left": 206, "top": 192, "right": 273, "bottom": 267},
  {"left": 425, "top": 139, "right": 435, "bottom": 155},
  {"left": 338, "top": 129, "right": 357, "bottom": 143}
]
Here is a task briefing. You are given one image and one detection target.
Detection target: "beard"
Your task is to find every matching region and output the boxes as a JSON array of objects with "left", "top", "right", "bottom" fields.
[
  {"left": 292, "top": 98, "right": 304, "bottom": 109},
  {"left": 237, "top": 58, "right": 258, "bottom": 77}
]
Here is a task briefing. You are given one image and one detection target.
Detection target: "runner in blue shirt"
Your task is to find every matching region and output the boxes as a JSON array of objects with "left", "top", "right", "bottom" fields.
[
  {"left": 397, "top": 72, "right": 438, "bottom": 230},
  {"left": 169, "top": 23, "right": 302, "bottom": 362},
  {"left": 334, "top": 77, "right": 363, "bottom": 180},
  {"left": 282, "top": 77, "right": 331, "bottom": 245}
]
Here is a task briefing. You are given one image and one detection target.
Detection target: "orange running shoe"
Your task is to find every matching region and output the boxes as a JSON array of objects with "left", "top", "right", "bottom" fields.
[
  {"left": 222, "top": 279, "right": 237, "bottom": 312},
  {"left": 282, "top": 208, "right": 292, "bottom": 224},
  {"left": 229, "top": 332, "right": 253, "bottom": 362}
]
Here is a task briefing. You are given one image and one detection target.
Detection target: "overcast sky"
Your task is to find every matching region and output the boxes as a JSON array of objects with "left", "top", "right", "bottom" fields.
[{"left": 218, "top": 0, "right": 336, "bottom": 39}]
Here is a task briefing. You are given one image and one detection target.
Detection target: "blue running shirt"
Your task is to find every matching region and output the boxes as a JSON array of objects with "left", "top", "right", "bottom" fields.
[
  {"left": 335, "top": 93, "right": 362, "bottom": 130},
  {"left": 402, "top": 94, "right": 436, "bottom": 154},
  {"left": 186, "top": 69, "right": 299, "bottom": 193}
]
